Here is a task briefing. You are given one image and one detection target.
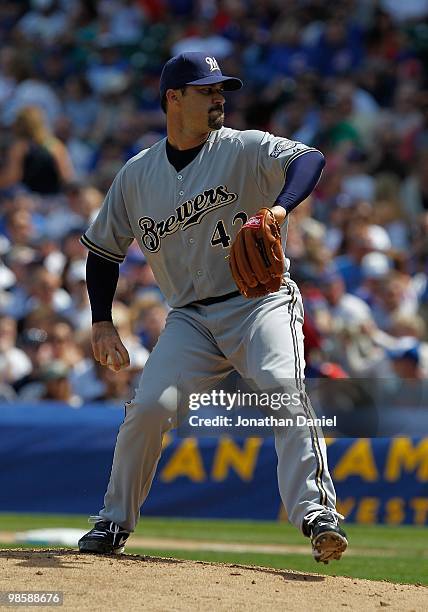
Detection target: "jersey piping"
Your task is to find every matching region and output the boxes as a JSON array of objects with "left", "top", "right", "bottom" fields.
[{"left": 80, "top": 233, "right": 125, "bottom": 264}]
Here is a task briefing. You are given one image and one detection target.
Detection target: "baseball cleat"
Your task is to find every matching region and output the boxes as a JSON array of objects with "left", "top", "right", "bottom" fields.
[
  {"left": 78, "top": 518, "right": 130, "bottom": 554},
  {"left": 303, "top": 509, "right": 348, "bottom": 564}
]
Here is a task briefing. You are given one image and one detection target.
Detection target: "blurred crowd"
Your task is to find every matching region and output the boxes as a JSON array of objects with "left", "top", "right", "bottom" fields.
[{"left": 0, "top": 0, "right": 427, "bottom": 405}]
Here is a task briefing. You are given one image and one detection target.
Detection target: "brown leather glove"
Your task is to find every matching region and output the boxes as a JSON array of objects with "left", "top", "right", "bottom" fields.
[{"left": 229, "top": 207, "right": 285, "bottom": 298}]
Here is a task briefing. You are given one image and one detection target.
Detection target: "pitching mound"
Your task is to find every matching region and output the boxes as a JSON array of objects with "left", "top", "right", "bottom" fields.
[{"left": 0, "top": 549, "right": 425, "bottom": 611}]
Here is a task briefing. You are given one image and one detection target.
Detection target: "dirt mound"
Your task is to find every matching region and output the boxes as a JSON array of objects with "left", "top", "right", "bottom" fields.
[{"left": 0, "top": 549, "right": 425, "bottom": 611}]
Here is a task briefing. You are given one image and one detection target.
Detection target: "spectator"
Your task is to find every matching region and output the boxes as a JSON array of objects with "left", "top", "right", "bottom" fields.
[
  {"left": 389, "top": 312, "right": 427, "bottom": 340},
  {"left": 0, "top": 256, "right": 15, "bottom": 297},
  {"left": 0, "top": 315, "right": 32, "bottom": 385},
  {"left": 62, "top": 75, "right": 98, "bottom": 139},
  {"left": 372, "top": 174, "right": 409, "bottom": 251},
  {"left": 24, "top": 265, "right": 72, "bottom": 318},
  {"left": 15, "top": 327, "right": 53, "bottom": 398},
  {"left": 85, "top": 35, "right": 131, "bottom": 97},
  {"left": 3, "top": 209, "right": 36, "bottom": 247},
  {"left": 42, "top": 181, "right": 100, "bottom": 240},
  {"left": 129, "top": 298, "right": 168, "bottom": 352},
  {"left": 16, "top": 0, "right": 68, "bottom": 45},
  {"left": 369, "top": 313, "right": 428, "bottom": 376},
  {"left": 0, "top": 45, "right": 16, "bottom": 108},
  {"left": 171, "top": 19, "right": 234, "bottom": 58},
  {"left": 341, "top": 148, "right": 376, "bottom": 202},
  {"left": 320, "top": 270, "right": 373, "bottom": 331},
  {"left": 0, "top": 105, "right": 74, "bottom": 194},
  {"left": 265, "top": 19, "right": 312, "bottom": 79},
  {"left": 93, "top": 360, "right": 135, "bottom": 403},
  {"left": 108, "top": 0, "right": 146, "bottom": 46},
  {"left": 0, "top": 246, "right": 37, "bottom": 319},
  {"left": 400, "top": 150, "right": 428, "bottom": 223},
  {"left": 388, "top": 342, "right": 424, "bottom": 379},
  {"left": 1, "top": 52, "right": 61, "bottom": 128},
  {"left": 380, "top": 0, "right": 428, "bottom": 24},
  {"left": 112, "top": 301, "right": 150, "bottom": 366},
  {"left": 53, "top": 115, "right": 94, "bottom": 180},
  {"left": 61, "top": 228, "right": 90, "bottom": 263},
  {"left": 372, "top": 271, "right": 420, "bottom": 330},
  {"left": 48, "top": 320, "right": 85, "bottom": 369},
  {"left": 39, "top": 359, "right": 82, "bottom": 407},
  {"left": 310, "top": 16, "right": 363, "bottom": 78},
  {"left": 69, "top": 328, "right": 108, "bottom": 402},
  {"left": 63, "top": 259, "right": 92, "bottom": 330},
  {"left": 334, "top": 220, "right": 391, "bottom": 293},
  {"left": 412, "top": 211, "right": 428, "bottom": 273},
  {"left": 356, "top": 251, "right": 391, "bottom": 308}
]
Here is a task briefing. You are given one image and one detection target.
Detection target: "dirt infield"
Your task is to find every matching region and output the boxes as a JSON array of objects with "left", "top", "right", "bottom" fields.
[{"left": 0, "top": 549, "right": 426, "bottom": 611}]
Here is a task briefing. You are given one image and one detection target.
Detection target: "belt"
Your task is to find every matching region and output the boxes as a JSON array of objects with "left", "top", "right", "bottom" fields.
[{"left": 190, "top": 291, "right": 241, "bottom": 307}]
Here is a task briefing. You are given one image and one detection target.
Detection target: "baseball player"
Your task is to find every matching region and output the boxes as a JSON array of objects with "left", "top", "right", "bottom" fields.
[{"left": 78, "top": 52, "right": 348, "bottom": 563}]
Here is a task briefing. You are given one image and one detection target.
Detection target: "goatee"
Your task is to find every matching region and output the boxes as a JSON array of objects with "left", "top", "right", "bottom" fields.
[{"left": 208, "top": 113, "right": 224, "bottom": 130}]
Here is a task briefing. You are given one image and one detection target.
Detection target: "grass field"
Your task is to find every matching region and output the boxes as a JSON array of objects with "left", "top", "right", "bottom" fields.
[{"left": 0, "top": 513, "right": 426, "bottom": 586}]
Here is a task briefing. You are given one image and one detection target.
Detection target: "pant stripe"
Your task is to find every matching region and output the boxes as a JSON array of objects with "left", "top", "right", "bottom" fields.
[{"left": 287, "top": 284, "right": 328, "bottom": 506}]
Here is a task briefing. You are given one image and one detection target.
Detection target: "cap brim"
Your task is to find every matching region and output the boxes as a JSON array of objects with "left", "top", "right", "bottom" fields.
[{"left": 185, "top": 75, "right": 243, "bottom": 90}]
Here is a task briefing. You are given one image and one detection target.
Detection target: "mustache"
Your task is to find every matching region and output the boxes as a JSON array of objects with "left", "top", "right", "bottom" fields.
[{"left": 209, "top": 105, "right": 224, "bottom": 112}]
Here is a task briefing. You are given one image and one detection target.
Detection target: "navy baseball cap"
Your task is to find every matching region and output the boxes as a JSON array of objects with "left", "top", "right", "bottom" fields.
[{"left": 159, "top": 52, "right": 243, "bottom": 101}]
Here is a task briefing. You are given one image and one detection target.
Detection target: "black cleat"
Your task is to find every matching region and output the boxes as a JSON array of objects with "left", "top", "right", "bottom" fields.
[
  {"left": 303, "top": 509, "right": 348, "bottom": 564},
  {"left": 78, "top": 519, "right": 130, "bottom": 554}
]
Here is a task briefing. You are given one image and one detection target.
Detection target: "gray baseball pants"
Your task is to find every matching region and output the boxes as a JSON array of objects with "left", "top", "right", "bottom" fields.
[{"left": 98, "top": 282, "right": 336, "bottom": 531}]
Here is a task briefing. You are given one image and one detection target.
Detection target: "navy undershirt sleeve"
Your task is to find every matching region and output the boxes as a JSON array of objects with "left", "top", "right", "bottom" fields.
[
  {"left": 86, "top": 251, "right": 119, "bottom": 324},
  {"left": 275, "top": 150, "right": 325, "bottom": 213}
]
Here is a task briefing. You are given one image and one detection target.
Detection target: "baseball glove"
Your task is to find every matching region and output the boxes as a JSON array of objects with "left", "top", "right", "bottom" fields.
[{"left": 229, "top": 207, "right": 285, "bottom": 298}]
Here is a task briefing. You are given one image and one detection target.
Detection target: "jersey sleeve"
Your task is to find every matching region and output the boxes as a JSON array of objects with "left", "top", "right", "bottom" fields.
[
  {"left": 243, "top": 130, "right": 321, "bottom": 200},
  {"left": 80, "top": 166, "right": 134, "bottom": 264}
]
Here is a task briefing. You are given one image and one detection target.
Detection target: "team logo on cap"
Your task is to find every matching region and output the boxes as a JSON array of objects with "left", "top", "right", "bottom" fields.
[{"left": 205, "top": 57, "right": 220, "bottom": 72}]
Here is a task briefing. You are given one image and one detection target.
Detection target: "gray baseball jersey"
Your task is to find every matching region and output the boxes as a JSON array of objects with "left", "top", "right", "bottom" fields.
[{"left": 81, "top": 127, "right": 320, "bottom": 306}]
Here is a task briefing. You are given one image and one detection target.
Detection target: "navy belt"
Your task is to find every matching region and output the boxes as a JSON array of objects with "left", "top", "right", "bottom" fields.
[{"left": 190, "top": 291, "right": 241, "bottom": 307}]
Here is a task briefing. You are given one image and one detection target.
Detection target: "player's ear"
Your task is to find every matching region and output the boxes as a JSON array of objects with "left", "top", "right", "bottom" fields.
[{"left": 166, "top": 89, "right": 180, "bottom": 107}]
